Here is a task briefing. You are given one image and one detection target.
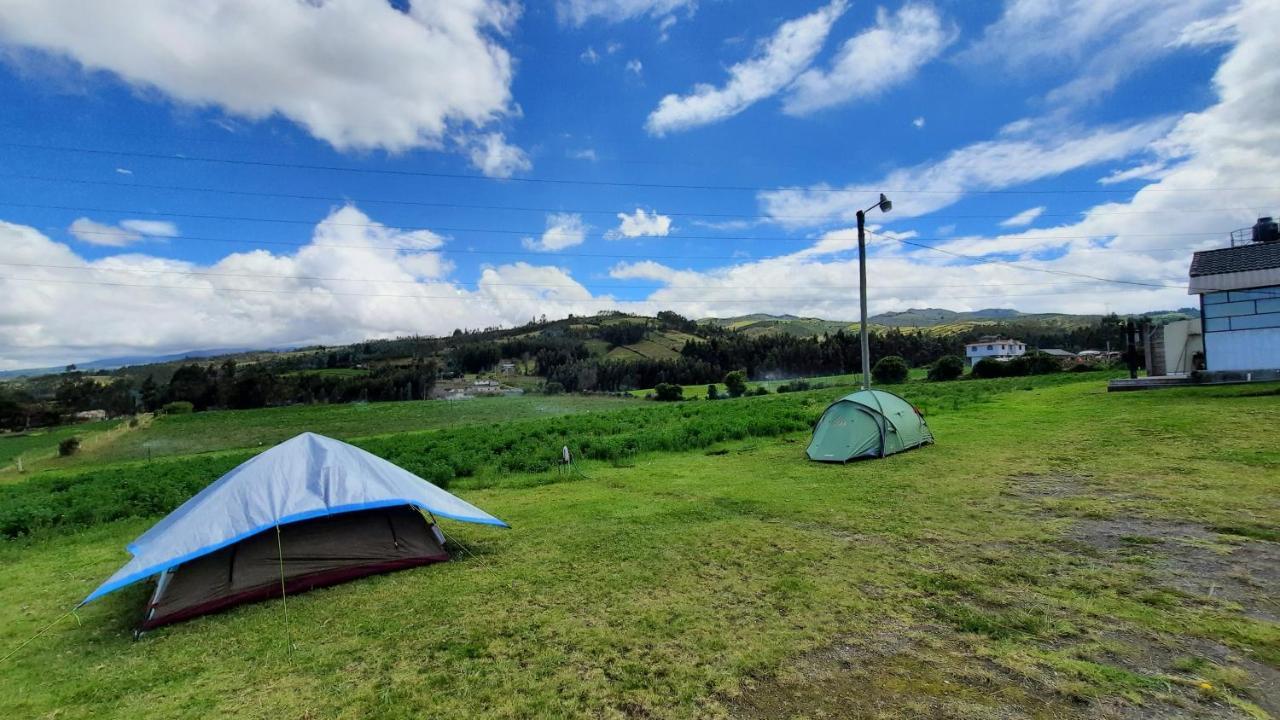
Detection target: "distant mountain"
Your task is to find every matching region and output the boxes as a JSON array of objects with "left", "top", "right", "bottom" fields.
[{"left": 0, "top": 348, "right": 257, "bottom": 380}]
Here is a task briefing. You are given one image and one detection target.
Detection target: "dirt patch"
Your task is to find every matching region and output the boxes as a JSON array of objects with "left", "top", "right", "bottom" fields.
[
  {"left": 725, "top": 624, "right": 1076, "bottom": 720},
  {"left": 1003, "top": 473, "right": 1098, "bottom": 500},
  {"left": 1067, "top": 517, "right": 1280, "bottom": 624},
  {"left": 722, "top": 623, "right": 1264, "bottom": 720}
]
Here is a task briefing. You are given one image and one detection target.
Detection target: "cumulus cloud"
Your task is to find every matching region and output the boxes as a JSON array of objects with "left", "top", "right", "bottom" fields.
[
  {"left": 784, "top": 3, "right": 955, "bottom": 115},
  {"left": 965, "top": 0, "right": 1234, "bottom": 105},
  {"left": 0, "top": 0, "right": 523, "bottom": 154},
  {"left": 645, "top": 0, "right": 846, "bottom": 135},
  {"left": 467, "top": 132, "right": 532, "bottom": 178},
  {"left": 998, "top": 207, "right": 1045, "bottom": 228},
  {"left": 580, "top": 46, "right": 601, "bottom": 64},
  {"left": 913, "top": 117, "right": 926, "bottom": 129},
  {"left": 606, "top": 209, "right": 672, "bottom": 239},
  {"left": 626, "top": 58, "right": 643, "bottom": 75},
  {"left": 523, "top": 213, "right": 588, "bottom": 251},
  {"left": 68, "top": 217, "right": 179, "bottom": 247},
  {"left": 758, "top": 117, "right": 1174, "bottom": 227}
]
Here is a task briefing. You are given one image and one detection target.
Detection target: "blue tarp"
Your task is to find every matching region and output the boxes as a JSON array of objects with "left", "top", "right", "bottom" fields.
[{"left": 83, "top": 432, "right": 507, "bottom": 605}]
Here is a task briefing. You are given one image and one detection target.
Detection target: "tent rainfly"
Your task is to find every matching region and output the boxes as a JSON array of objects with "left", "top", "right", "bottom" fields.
[
  {"left": 81, "top": 432, "right": 508, "bottom": 629},
  {"left": 806, "top": 389, "right": 933, "bottom": 462}
]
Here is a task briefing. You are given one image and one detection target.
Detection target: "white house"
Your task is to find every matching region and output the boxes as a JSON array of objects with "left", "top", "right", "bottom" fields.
[
  {"left": 1188, "top": 218, "right": 1280, "bottom": 372},
  {"left": 964, "top": 337, "right": 1026, "bottom": 367}
]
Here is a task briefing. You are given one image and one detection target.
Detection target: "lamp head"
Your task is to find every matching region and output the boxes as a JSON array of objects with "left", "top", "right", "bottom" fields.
[{"left": 877, "top": 193, "right": 892, "bottom": 213}]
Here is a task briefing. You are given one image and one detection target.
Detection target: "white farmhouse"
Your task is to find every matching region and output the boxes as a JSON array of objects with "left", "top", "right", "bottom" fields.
[{"left": 964, "top": 337, "right": 1026, "bottom": 367}]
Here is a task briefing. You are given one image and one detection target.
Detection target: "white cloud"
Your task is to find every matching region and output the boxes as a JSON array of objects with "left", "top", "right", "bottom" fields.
[
  {"left": 965, "top": 0, "right": 1234, "bottom": 105},
  {"left": 114, "top": 167, "right": 132, "bottom": 175},
  {"left": 467, "top": 132, "right": 532, "bottom": 178},
  {"left": 758, "top": 117, "right": 1174, "bottom": 227},
  {"left": 1097, "top": 161, "right": 1169, "bottom": 185},
  {"left": 784, "top": 3, "right": 955, "bottom": 115},
  {"left": 645, "top": 0, "right": 847, "bottom": 135},
  {"left": 68, "top": 217, "right": 179, "bottom": 247},
  {"left": 606, "top": 209, "right": 672, "bottom": 239},
  {"left": 523, "top": 213, "right": 588, "bottom": 251},
  {"left": 557, "top": 0, "right": 695, "bottom": 26},
  {"left": 999, "top": 206, "right": 1045, "bottom": 228},
  {"left": 913, "top": 117, "right": 926, "bottom": 129},
  {"left": 580, "top": 46, "right": 601, "bottom": 64},
  {"left": 569, "top": 148, "right": 598, "bottom": 161},
  {"left": 626, "top": 58, "right": 643, "bottom": 75},
  {"left": 0, "top": 0, "right": 522, "bottom": 153}
]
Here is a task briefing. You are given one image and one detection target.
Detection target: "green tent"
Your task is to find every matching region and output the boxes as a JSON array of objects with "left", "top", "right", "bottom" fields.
[{"left": 806, "top": 389, "right": 933, "bottom": 462}]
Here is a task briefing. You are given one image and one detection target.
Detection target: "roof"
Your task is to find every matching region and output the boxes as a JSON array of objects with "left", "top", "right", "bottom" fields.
[
  {"left": 1189, "top": 242, "right": 1280, "bottom": 277},
  {"left": 83, "top": 432, "right": 507, "bottom": 605},
  {"left": 1038, "top": 349, "right": 1076, "bottom": 356},
  {"left": 965, "top": 338, "right": 1021, "bottom": 346}
]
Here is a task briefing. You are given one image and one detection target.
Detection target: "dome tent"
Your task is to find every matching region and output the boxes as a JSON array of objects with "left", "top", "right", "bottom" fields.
[
  {"left": 806, "top": 389, "right": 932, "bottom": 462},
  {"left": 81, "top": 432, "right": 507, "bottom": 629}
]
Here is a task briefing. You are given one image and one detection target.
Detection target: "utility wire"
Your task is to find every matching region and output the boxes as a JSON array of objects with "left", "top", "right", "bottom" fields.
[
  {"left": 7, "top": 140, "right": 1280, "bottom": 195},
  {"left": 4, "top": 172, "right": 1274, "bottom": 222},
  {"left": 0, "top": 274, "right": 1188, "bottom": 302},
  {"left": 0, "top": 201, "right": 1237, "bottom": 243}
]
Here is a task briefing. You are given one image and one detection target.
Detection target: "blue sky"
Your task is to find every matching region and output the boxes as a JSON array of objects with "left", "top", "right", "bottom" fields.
[{"left": 1, "top": 0, "right": 1276, "bottom": 368}]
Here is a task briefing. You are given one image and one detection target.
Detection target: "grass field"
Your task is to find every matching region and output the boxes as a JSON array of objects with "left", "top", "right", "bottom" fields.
[
  {"left": 0, "top": 419, "right": 121, "bottom": 472},
  {"left": 1, "top": 375, "right": 1277, "bottom": 719},
  {"left": 628, "top": 368, "right": 930, "bottom": 399},
  {"left": 7, "top": 395, "right": 633, "bottom": 473}
]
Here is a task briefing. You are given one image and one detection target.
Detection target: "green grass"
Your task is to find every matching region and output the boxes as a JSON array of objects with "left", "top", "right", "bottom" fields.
[
  {"left": 0, "top": 420, "right": 120, "bottom": 472},
  {"left": 1, "top": 377, "right": 1276, "bottom": 718},
  {"left": 628, "top": 368, "right": 933, "bottom": 399},
  {"left": 23, "top": 394, "right": 634, "bottom": 470}
]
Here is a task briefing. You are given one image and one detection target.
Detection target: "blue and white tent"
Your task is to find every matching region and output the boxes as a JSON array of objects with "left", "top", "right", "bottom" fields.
[{"left": 84, "top": 432, "right": 506, "bottom": 628}]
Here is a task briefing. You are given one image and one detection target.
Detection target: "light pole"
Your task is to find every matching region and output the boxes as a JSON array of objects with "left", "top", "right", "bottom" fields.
[{"left": 856, "top": 193, "right": 892, "bottom": 389}]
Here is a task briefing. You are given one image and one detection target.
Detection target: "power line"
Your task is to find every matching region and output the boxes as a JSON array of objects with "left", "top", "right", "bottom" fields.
[
  {"left": 7, "top": 140, "right": 1280, "bottom": 195},
  {"left": 0, "top": 261, "right": 1120, "bottom": 292},
  {"left": 4, "top": 172, "right": 1274, "bottom": 222},
  {"left": 0, "top": 201, "right": 1239, "bottom": 243},
  {"left": 0, "top": 274, "right": 1186, "bottom": 302}
]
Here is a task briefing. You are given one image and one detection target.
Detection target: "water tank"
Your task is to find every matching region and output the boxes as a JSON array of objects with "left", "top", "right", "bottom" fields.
[{"left": 1253, "top": 216, "right": 1279, "bottom": 243}]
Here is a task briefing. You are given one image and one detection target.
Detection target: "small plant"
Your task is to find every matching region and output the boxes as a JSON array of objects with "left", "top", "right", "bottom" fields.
[
  {"left": 161, "top": 401, "right": 195, "bottom": 415},
  {"left": 58, "top": 437, "right": 81, "bottom": 456},
  {"left": 706, "top": 384, "right": 719, "bottom": 400},
  {"left": 871, "top": 356, "right": 909, "bottom": 384},
  {"left": 927, "top": 355, "right": 964, "bottom": 382},
  {"left": 542, "top": 381, "right": 565, "bottom": 395},
  {"left": 747, "top": 386, "right": 770, "bottom": 396}
]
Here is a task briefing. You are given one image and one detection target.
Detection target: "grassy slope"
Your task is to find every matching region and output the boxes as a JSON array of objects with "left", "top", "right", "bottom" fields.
[
  {"left": 0, "top": 420, "right": 121, "bottom": 471},
  {"left": 1, "top": 378, "right": 1276, "bottom": 718},
  {"left": 628, "top": 368, "right": 930, "bottom": 399},
  {"left": 25, "top": 395, "right": 634, "bottom": 471}
]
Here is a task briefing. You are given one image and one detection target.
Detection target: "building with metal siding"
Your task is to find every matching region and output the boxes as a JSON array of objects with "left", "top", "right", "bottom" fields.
[{"left": 1188, "top": 219, "right": 1280, "bottom": 373}]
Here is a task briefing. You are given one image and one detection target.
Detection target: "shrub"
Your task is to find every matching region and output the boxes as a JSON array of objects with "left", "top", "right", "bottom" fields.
[
  {"left": 927, "top": 355, "right": 964, "bottom": 382},
  {"left": 653, "top": 383, "right": 683, "bottom": 401},
  {"left": 723, "top": 370, "right": 747, "bottom": 398},
  {"left": 747, "top": 386, "right": 770, "bottom": 396},
  {"left": 706, "top": 384, "right": 719, "bottom": 400},
  {"left": 161, "top": 401, "right": 194, "bottom": 415},
  {"left": 777, "top": 379, "right": 811, "bottom": 393},
  {"left": 1022, "top": 352, "right": 1063, "bottom": 375},
  {"left": 1069, "top": 362, "right": 1097, "bottom": 373},
  {"left": 58, "top": 437, "right": 81, "bottom": 457},
  {"left": 543, "top": 381, "right": 565, "bottom": 395},
  {"left": 970, "top": 358, "right": 1007, "bottom": 379},
  {"left": 872, "top": 356, "right": 910, "bottom": 384}
]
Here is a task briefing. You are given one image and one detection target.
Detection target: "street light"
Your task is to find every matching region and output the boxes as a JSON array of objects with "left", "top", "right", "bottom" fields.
[{"left": 856, "top": 193, "right": 892, "bottom": 389}]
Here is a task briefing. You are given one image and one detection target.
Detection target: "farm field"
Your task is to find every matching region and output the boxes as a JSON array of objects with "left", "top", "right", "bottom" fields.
[
  {"left": 628, "top": 368, "right": 930, "bottom": 399},
  {"left": 1, "top": 375, "right": 1277, "bottom": 719},
  {"left": 10, "top": 394, "right": 634, "bottom": 473},
  {"left": 0, "top": 419, "right": 122, "bottom": 473}
]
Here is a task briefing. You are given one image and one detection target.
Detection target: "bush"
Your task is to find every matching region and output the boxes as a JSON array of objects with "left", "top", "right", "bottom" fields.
[
  {"left": 1069, "top": 362, "right": 1098, "bottom": 373},
  {"left": 723, "top": 370, "right": 747, "bottom": 398},
  {"left": 1021, "top": 352, "right": 1063, "bottom": 375},
  {"left": 706, "top": 384, "right": 719, "bottom": 400},
  {"left": 872, "top": 356, "right": 910, "bottom": 384},
  {"left": 543, "top": 381, "right": 565, "bottom": 395},
  {"left": 58, "top": 437, "right": 81, "bottom": 457},
  {"left": 971, "top": 358, "right": 1007, "bottom": 379},
  {"left": 747, "top": 386, "right": 770, "bottom": 396},
  {"left": 928, "top": 355, "right": 964, "bottom": 382},
  {"left": 161, "top": 401, "right": 194, "bottom": 415},
  {"left": 653, "top": 383, "right": 683, "bottom": 401}
]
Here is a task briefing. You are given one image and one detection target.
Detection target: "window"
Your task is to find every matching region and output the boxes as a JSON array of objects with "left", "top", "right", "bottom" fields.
[{"left": 986, "top": 344, "right": 993, "bottom": 350}]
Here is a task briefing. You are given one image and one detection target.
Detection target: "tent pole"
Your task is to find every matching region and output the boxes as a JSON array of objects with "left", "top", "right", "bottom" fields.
[{"left": 274, "top": 524, "right": 293, "bottom": 654}]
